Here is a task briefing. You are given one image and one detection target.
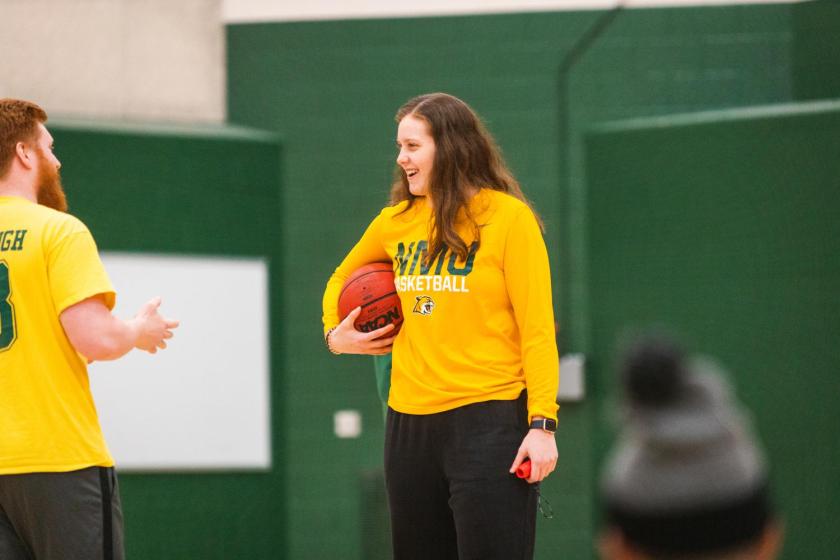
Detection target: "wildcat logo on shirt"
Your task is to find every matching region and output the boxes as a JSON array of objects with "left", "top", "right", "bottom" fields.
[{"left": 413, "top": 296, "right": 435, "bottom": 316}]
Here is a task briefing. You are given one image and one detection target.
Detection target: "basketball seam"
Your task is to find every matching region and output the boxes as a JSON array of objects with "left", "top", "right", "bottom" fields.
[
  {"left": 338, "top": 270, "right": 393, "bottom": 300},
  {"left": 358, "top": 291, "right": 399, "bottom": 310}
]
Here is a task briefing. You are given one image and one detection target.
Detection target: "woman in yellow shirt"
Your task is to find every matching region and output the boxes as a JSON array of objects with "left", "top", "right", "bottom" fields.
[{"left": 322, "top": 93, "right": 559, "bottom": 559}]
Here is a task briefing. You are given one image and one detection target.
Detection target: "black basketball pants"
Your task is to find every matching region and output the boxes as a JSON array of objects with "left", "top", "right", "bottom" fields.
[
  {"left": 0, "top": 466, "right": 124, "bottom": 560},
  {"left": 385, "top": 391, "right": 537, "bottom": 560}
]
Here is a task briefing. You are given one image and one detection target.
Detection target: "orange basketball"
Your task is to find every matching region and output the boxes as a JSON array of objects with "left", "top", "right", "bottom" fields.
[{"left": 338, "top": 262, "right": 403, "bottom": 336}]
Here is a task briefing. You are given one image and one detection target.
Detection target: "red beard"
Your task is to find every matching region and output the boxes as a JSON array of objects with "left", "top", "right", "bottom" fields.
[{"left": 36, "top": 151, "right": 67, "bottom": 213}]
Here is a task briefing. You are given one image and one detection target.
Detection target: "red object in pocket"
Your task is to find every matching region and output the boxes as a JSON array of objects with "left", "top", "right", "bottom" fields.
[{"left": 515, "top": 459, "right": 531, "bottom": 479}]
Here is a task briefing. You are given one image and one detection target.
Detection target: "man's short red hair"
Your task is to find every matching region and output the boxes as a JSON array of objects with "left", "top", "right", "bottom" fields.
[{"left": 0, "top": 99, "right": 48, "bottom": 178}]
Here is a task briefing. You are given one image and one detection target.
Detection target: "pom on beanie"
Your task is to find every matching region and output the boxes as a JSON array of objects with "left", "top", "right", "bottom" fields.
[{"left": 620, "top": 334, "right": 686, "bottom": 407}]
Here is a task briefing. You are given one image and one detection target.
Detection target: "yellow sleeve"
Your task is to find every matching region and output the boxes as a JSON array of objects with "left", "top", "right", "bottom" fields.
[
  {"left": 48, "top": 219, "right": 115, "bottom": 314},
  {"left": 322, "top": 211, "right": 390, "bottom": 335},
  {"left": 503, "top": 207, "right": 560, "bottom": 423}
]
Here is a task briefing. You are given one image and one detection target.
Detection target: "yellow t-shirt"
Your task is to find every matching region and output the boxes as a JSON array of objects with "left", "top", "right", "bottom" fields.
[
  {"left": 0, "top": 196, "right": 116, "bottom": 474},
  {"left": 323, "top": 189, "right": 559, "bottom": 422}
]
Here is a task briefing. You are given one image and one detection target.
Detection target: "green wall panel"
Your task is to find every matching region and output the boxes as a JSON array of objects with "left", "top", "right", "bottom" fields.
[
  {"left": 559, "top": 10, "right": 794, "bottom": 547},
  {"left": 585, "top": 100, "right": 840, "bottom": 560},
  {"left": 50, "top": 121, "right": 284, "bottom": 559},
  {"left": 228, "top": 4, "right": 802, "bottom": 559},
  {"left": 563, "top": 3, "right": 794, "bottom": 355},
  {"left": 793, "top": 0, "right": 840, "bottom": 101}
]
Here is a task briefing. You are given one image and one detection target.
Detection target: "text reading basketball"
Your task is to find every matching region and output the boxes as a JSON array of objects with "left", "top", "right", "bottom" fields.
[{"left": 393, "top": 240, "right": 476, "bottom": 294}]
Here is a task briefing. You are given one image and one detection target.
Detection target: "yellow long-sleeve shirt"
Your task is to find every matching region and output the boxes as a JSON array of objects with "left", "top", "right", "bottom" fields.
[{"left": 322, "top": 189, "right": 559, "bottom": 423}]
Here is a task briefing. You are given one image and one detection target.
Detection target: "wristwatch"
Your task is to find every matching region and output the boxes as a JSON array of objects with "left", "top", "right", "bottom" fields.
[{"left": 529, "top": 417, "right": 557, "bottom": 434}]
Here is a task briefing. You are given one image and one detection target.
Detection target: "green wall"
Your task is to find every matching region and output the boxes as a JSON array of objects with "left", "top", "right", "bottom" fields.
[
  {"left": 584, "top": 100, "right": 840, "bottom": 559},
  {"left": 228, "top": 4, "right": 800, "bottom": 559},
  {"left": 50, "top": 121, "right": 284, "bottom": 559},
  {"left": 563, "top": 3, "right": 794, "bottom": 354},
  {"left": 792, "top": 0, "right": 840, "bottom": 101}
]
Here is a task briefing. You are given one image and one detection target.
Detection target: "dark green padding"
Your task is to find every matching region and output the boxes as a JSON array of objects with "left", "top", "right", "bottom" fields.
[{"left": 585, "top": 100, "right": 840, "bottom": 560}]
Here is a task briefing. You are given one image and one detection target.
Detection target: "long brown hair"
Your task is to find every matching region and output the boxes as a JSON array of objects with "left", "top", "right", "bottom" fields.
[{"left": 390, "top": 93, "right": 541, "bottom": 264}]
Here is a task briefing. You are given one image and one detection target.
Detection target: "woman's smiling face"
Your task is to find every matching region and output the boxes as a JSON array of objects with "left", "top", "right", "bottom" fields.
[{"left": 396, "top": 114, "right": 436, "bottom": 197}]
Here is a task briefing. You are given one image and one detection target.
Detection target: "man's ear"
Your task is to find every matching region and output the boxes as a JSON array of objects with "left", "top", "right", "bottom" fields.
[{"left": 15, "top": 141, "right": 36, "bottom": 170}]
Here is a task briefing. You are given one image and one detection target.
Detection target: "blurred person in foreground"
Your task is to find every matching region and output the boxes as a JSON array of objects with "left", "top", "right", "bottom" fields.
[
  {"left": 0, "top": 99, "right": 179, "bottom": 560},
  {"left": 599, "top": 335, "right": 783, "bottom": 560}
]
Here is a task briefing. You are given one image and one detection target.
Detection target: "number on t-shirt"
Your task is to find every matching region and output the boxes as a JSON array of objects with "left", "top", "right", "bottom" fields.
[{"left": 0, "top": 261, "right": 16, "bottom": 351}]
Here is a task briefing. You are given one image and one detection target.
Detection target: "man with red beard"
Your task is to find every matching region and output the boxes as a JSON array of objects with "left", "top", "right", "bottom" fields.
[{"left": 0, "top": 99, "right": 179, "bottom": 560}]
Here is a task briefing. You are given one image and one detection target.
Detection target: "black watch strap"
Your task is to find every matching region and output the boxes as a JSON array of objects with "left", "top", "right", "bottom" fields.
[{"left": 529, "top": 418, "right": 557, "bottom": 433}]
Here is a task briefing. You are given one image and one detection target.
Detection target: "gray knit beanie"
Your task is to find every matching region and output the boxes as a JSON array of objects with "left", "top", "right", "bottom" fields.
[{"left": 601, "top": 335, "right": 773, "bottom": 556}]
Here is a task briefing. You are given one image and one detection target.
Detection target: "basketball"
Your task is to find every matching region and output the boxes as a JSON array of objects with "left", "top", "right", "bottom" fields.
[{"left": 338, "top": 262, "right": 403, "bottom": 336}]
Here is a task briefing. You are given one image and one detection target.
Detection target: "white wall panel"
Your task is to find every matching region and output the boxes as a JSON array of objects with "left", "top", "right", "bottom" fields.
[
  {"left": 0, "top": 0, "right": 225, "bottom": 122},
  {"left": 89, "top": 253, "right": 270, "bottom": 471}
]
